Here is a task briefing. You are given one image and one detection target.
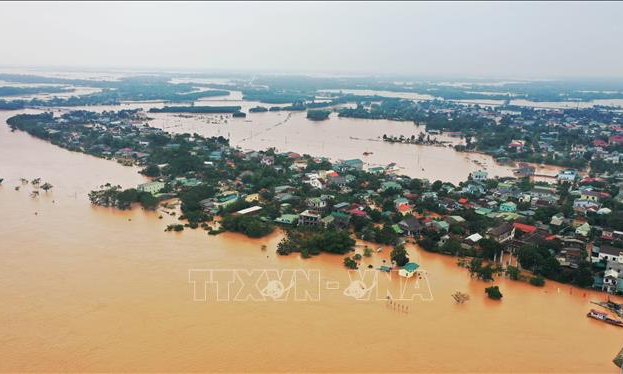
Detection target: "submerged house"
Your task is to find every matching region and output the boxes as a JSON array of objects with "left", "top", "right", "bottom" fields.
[{"left": 398, "top": 262, "right": 420, "bottom": 278}]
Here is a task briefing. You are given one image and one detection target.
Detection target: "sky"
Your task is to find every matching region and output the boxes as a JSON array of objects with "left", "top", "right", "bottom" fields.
[{"left": 1, "top": 1, "right": 623, "bottom": 79}]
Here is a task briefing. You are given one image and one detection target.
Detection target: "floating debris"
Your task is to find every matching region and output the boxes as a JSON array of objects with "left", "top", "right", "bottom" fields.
[{"left": 452, "top": 291, "right": 470, "bottom": 304}]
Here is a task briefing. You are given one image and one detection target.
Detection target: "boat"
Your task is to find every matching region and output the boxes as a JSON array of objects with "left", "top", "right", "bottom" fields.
[
  {"left": 590, "top": 298, "right": 623, "bottom": 317},
  {"left": 587, "top": 309, "right": 623, "bottom": 327}
]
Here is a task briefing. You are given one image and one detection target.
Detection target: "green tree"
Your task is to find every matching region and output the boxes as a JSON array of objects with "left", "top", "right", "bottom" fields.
[
  {"left": 506, "top": 265, "right": 520, "bottom": 280},
  {"left": 485, "top": 286, "right": 503, "bottom": 300},
  {"left": 391, "top": 245, "right": 409, "bottom": 266},
  {"left": 530, "top": 275, "right": 545, "bottom": 287}
]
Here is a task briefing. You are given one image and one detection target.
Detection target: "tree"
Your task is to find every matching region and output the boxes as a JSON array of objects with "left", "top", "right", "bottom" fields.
[
  {"left": 506, "top": 265, "right": 520, "bottom": 280},
  {"left": 468, "top": 258, "right": 483, "bottom": 277},
  {"left": 343, "top": 256, "right": 358, "bottom": 269},
  {"left": 138, "top": 192, "right": 159, "bottom": 210},
  {"left": 530, "top": 275, "right": 545, "bottom": 287},
  {"left": 485, "top": 286, "right": 503, "bottom": 300},
  {"left": 573, "top": 262, "right": 594, "bottom": 288},
  {"left": 141, "top": 164, "right": 160, "bottom": 177},
  {"left": 477, "top": 264, "right": 495, "bottom": 282},
  {"left": 391, "top": 245, "right": 409, "bottom": 266},
  {"left": 441, "top": 237, "right": 462, "bottom": 255},
  {"left": 517, "top": 245, "right": 541, "bottom": 271},
  {"left": 478, "top": 238, "right": 502, "bottom": 260}
]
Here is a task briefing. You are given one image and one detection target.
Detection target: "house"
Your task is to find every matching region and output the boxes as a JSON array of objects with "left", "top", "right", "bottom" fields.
[
  {"left": 610, "top": 135, "right": 623, "bottom": 145},
  {"left": 398, "top": 262, "right": 420, "bottom": 278},
  {"left": 598, "top": 245, "right": 623, "bottom": 263},
  {"left": 216, "top": 193, "right": 239, "bottom": 207},
  {"left": 329, "top": 211, "right": 350, "bottom": 229},
  {"left": 508, "top": 140, "right": 525, "bottom": 150},
  {"left": 335, "top": 159, "right": 364, "bottom": 171},
  {"left": 260, "top": 155, "right": 274, "bottom": 166},
  {"left": 137, "top": 181, "right": 165, "bottom": 195},
  {"left": 470, "top": 170, "right": 488, "bottom": 181},
  {"left": 529, "top": 186, "right": 558, "bottom": 200},
  {"left": 432, "top": 220, "right": 450, "bottom": 232},
  {"left": 602, "top": 269, "right": 620, "bottom": 293},
  {"left": 245, "top": 193, "right": 260, "bottom": 202},
  {"left": 573, "top": 199, "right": 600, "bottom": 213},
  {"left": 580, "top": 190, "right": 601, "bottom": 202},
  {"left": 298, "top": 210, "right": 321, "bottom": 227},
  {"left": 234, "top": 206, "right": 262, "bottom": 216},
  {"left": 398, "top": 216, "right": 421, "bottom": 236},
  {"left": 368, "top": 166, "right": 385, "bottom": 174},
  {"left": 381, "top": 181, "right": 402, "bottom": 192},
  {"left": 393, "top": 197, "right": 409, "bottom": 208},
  {"left": 290, "top": 159, "right": 307, "bottom": 170},
  {"left": 557, "top": 170, "right": 578, "bottom": 182},
  {"left": 465, "top": 233, "right": 483, "bottom": 245},
  {"left": 209, "top": 150, "right": 223, "bottom": 161},
  {"left": 488, "top": 222, "right": 516, "bottom": 243},
  {"left": 499, "top": 201, "right": 517, "bottom": 212},
  {"left": 463, "top": 183, "right": 486, "bottom": 196},
  {"left": 575, "top": 222, "right": 591, "bottom": 237},
  {"left": 274, "top": 214, "right": 299, "bottom": 225},
  {"left": 348, "top": 208, "right": 368, "bottom": 218},
  {"left": 328, "top": 175, "right": 348, "bottom": 188},
  {"left": 306, "top": 196, "right": 328, "bottom": 210},
  {"left": 550, "top": 213, "right": 565, "bottom": 226},
  {"left": 513, "top": 222, "right": 537, "bottom": 234},
  {"left": 556, "top": 247, "right": 584, "bottom": 269},
  {"left": 397, "top": 204, "right": 413, "bottom": 216}
]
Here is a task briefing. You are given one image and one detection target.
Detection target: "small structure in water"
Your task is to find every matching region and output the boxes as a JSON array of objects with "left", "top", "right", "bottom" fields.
[
  {"left": 452, "top": 291, "right": 470, "bottom": 304},
  {"left": 613, "top": 346, "right": 623, "bottom": 368}
]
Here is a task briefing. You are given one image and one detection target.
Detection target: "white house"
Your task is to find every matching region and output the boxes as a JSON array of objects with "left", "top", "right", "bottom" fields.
[
  {"left": 398, "top": 263, "right": 420, "bottom": 278},
  {"left": 599, "top": 245, "right": 623, "bottom": 263},
  {"left": 137, "top": 181, "right": 165, "bottom": 195}
]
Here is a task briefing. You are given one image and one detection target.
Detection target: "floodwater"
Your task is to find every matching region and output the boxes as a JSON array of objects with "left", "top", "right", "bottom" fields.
[
  {"left": 8, "top": 82, "right": 563, "bottom": 184},
  {"left": 318, "top": 88, "right": 623, "bottom": 109},
  {"left": 145, "top": 104, "right": 563, "bottom": 184},
  {"left": 0, "top": 108, "right": 621, "bottom": 373}
]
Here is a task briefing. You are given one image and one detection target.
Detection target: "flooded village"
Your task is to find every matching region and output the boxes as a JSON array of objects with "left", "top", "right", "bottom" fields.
[{"left": 2, "top": 71, "right": 623, "bottom": 373}]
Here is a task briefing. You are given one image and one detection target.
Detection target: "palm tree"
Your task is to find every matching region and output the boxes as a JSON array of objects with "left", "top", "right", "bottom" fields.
[{"left": 41, "top": 182, "right": 53, "bottom": 192}]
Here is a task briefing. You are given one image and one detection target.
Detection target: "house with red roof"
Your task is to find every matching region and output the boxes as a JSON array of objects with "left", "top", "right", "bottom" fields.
[
  {"left": 609, "top": 135, "right": 623, "bottom": 145},
  {"left": 592, "top": 139, "right": 608, "bottom": 147},
  {"left": 398, "top": 204, "right": 413, "bottom": 216},
  {"left": 348, "top": 208, "right": 368, "bottom": 218},
  {"left": 513, "top": 222, "right": 537, "bottom": 234}
]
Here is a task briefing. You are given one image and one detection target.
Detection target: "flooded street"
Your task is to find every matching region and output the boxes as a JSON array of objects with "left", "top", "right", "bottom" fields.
[{"left": 0, "top": 108, "right": 620, "bottom": 372}]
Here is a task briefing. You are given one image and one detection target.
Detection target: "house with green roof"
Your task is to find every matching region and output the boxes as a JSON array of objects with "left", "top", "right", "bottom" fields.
[
  {"left": 274, "top": 214, "right": 299, "bottom": 225},
  {"left": 381, "top": 181, "right": 402, "bottom": 192},
  {"left": 368, "top": 166, "right": 385, "bottom": 174},
  {"left": 399, "top": 262, "right": 420, "bottom": 278},
  {"left": 499, "top": 201, "right": 517, "bottom": 212}
]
